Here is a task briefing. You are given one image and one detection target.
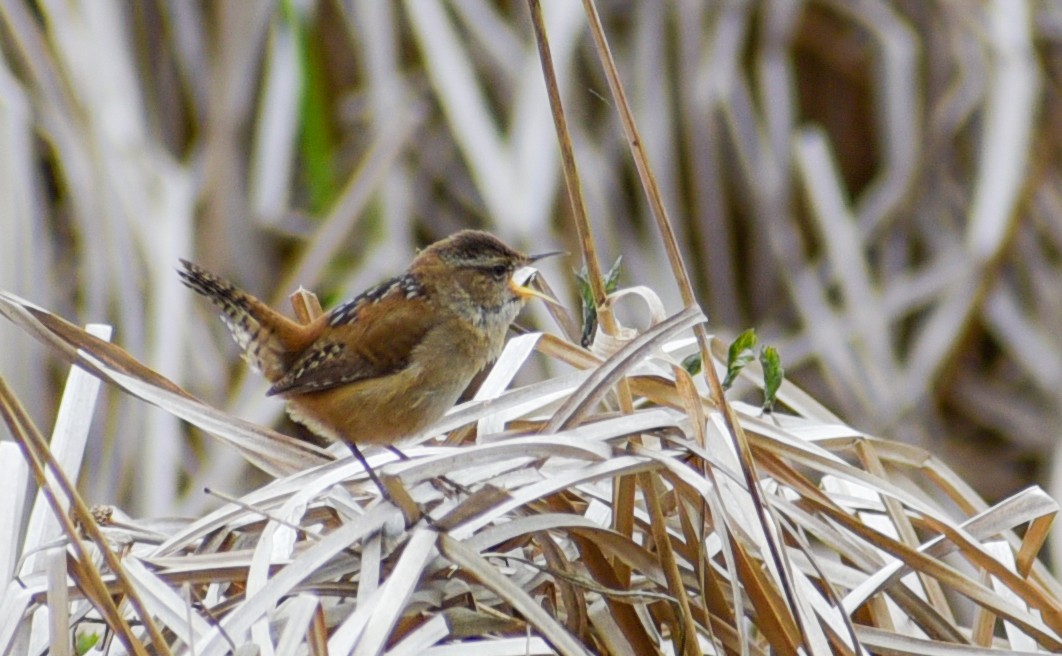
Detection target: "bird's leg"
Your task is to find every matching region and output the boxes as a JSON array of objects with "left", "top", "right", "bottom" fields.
[
  {"left": 347, "top": 441, "right": 389, "bottom": 500},
  {"left": 346, "top": 442, "right": 426, "bottom": 526},
  {"left": 385, "top": 445, "right": 473, "bottom": 496}
]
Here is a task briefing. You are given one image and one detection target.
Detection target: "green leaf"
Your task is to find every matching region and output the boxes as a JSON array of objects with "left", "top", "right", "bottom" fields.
[
  {"left": 76, "top": 631, "right": 100, "bottom": 655},
  {"left": 681, "top": 353, "right": 702, "bottom": 376},
  {"left": 285, "top": 0, "right": 338, "bottom": 213},
  {"left": 722, "top": 328, "right": 757, "bottom": 389},
  {"left": 576, "top": 256, "right": 623, "bottom": 348},
  {"left": 760, "top": 345, "right": 784, "bottom": 414}
]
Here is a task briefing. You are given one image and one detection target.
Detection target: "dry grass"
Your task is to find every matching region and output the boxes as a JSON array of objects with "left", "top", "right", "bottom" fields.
[
  {"left": 5, "top": 286, "right": 1062, "bottom": 654},
  {"left": 3, "top": 1, "right": 1062, "bottom": 654}
]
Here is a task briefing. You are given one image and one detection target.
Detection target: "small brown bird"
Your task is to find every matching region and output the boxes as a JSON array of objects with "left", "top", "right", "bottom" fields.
[{"left": 179, "top": 231, "right": 556, "bottom": 458}]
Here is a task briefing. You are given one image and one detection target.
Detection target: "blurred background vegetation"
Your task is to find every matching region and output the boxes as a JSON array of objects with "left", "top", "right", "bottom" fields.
[{"left": 1, "top": 0, "right": 1060, "bottom": 534}]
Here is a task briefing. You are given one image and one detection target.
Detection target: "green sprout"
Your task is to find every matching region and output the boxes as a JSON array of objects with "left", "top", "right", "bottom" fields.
[
  {"left": 722, "top": 328, "right": 758, "bottom": 390},
  {"left": 575, "top": 256, "right": 623, "bottom": 347},
  {"left": 759, "top": 345, "right": 784, "bottom": 414},
  {"left": 76, "top": 631, "right": 100, "bottom": 655}
]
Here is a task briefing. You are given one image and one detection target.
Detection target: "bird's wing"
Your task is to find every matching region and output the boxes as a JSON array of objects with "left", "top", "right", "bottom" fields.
[{"left": 266, "top": 284, "right": 436, "bottom": 396}]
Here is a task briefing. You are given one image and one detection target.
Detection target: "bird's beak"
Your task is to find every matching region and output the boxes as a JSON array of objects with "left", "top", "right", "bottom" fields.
[{"left": 511, "top": 265, "right": 563, "bottom": 306}]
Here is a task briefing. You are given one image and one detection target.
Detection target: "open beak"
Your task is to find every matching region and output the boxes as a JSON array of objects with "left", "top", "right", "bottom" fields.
[
  {"left": 512, "top": 250, "right": 564, "bottom": 306},
  {"left": 510, "top": 277, "right": 562, "bottom": 305}
]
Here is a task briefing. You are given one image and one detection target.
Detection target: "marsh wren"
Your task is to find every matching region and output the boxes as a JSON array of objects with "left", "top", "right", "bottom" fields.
[{"left": 179, "top": 231, "right": 556, "bottom": 467}]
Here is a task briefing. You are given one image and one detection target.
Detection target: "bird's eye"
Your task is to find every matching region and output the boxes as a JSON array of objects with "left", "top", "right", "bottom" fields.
[{"left": 490, "top": 264, "right": 508, "bottom": 280}]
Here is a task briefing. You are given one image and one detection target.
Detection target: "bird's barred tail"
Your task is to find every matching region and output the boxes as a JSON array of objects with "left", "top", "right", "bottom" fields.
[{"left": 178, "top": 260, "right": 289, "bottom": 381}]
